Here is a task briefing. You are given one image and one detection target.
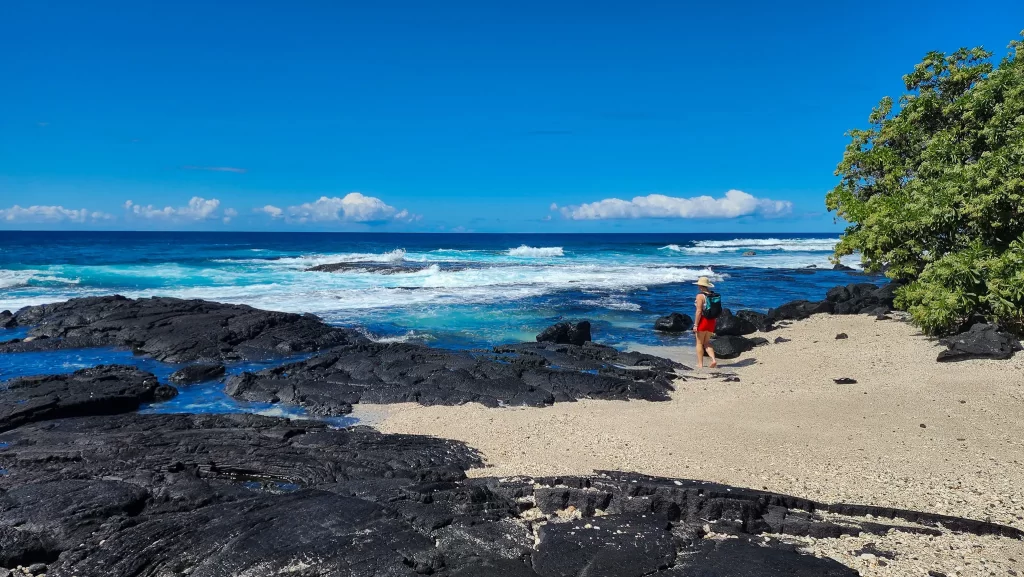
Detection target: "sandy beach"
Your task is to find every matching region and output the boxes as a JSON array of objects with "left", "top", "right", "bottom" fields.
[{"left": 372, "top": 314, "right": 1024, "bottom": 576}]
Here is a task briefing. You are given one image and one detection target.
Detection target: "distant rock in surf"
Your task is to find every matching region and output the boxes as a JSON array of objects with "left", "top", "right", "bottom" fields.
[
  {"left": 537, "top": 320, "right": 592, "bottom": 346},
  {"left": 654, "top": 312, "right": 692, "bottom": 332}
]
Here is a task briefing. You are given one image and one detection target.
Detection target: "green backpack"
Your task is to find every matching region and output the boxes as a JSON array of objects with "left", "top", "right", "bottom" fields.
[{"left": 703, "top": 292, "right": 723, "bottom": 319}]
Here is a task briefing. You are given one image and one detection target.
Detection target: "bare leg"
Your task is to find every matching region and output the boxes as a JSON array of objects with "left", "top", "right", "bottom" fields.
[
  {"left": 704, "top": 334, "right": 718, "bottom": 368},
  {"left": 695, "top": 331, "right": 705, "bottom": 368}
]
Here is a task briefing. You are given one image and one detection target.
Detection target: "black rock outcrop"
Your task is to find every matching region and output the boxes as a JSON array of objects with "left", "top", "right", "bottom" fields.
[
  {"left": 1, "top": 413, "right": 1018, "bottom": 576},
  {"left": 654, "top": 312, "right": 693, "bottom": 332},
  {"left": 1, "top": 296, "right": 365, "bottom": 362},
  {"left": 768, "top": 299, "right": 835, "bottom": 322},
  {"left": 225, "top": 341, "right": 683, "bottom": 415},
  {"left": 768, "top": 282, "right": 902, "bottom": 323},
  {"left": 825, "top": 281, "right": 900, "bottom": 315},
  {"left": 536, "top": 321, "right": 592, "bottom": 346},
  {"left": 0, "top": 365, "right": 176, "bottom": 432},
  {"left": 735, "top": 309, "right": 774, "bottom": 332},
  {"left": 0, "top": 310, "right": 15, "bottom": 329},
  {"left": 937, "top": 323, "right": 1023, "bottom": 362},
  {"left": 712, "top": 335, "right": 767, "bottom": 359},
  {"left": 715, "top": 309, "right": 757, "bottom": 336},
  {"left": 169, "top": 363, "right": 227, "bottom": 384}
]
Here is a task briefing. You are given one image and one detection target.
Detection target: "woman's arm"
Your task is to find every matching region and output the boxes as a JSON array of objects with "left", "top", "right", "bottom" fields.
[{"left": 693, "top": 293, "right": 704, "bottom": 331}]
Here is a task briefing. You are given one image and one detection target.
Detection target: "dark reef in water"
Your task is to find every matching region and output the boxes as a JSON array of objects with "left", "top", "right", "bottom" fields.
[
  {"left": 0, "top": 365, "right": 175, "bottom": 432},
  {"left": 0, "top": 295, "right": 365, "bottom": 362}
]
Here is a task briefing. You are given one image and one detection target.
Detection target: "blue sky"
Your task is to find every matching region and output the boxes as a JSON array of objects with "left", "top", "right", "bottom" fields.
[{"left": 1, "top": 0, "right": 1021, "bottom": 232}]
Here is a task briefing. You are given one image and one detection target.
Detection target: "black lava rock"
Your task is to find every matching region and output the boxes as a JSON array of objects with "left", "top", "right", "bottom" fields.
[
  {"left": 833, "top": 377, "right": 857, "bottom": 384},
  {"left": 774, "top": 337, "right": 791, "bottom": 344},
  {"left": 712, "top": 335, "right": 761, "bottom": 359},
  {"left": 937, "top": 323, "right": 1023, "bottom": 362},
  {"left": 169, "top": 363, "right": 227, "bottom": 384},
  {"left": 768, "top": 300, "right": 835, "bottom": 322},
  {"left": 825, "top": 281, "right": 903, "bottom": 316},
  {"left": 0, "top": 412, "right": 1019, "bottom": 575},
  {"left": 0, "top": 309, "right": 16, "bottom": 329},
  {"left": 835, "top": 333, "right": 848, "bottom": 340},
  {"left": 715, "top": 309, "right": 758, "bottom": 336},
  {"left": 537, "top": 321, "right": 592, "bottom": 346},
  {"left": 654, "top": 312, "right": 693, "bottom": 332},
  {"left": 2, "top": 296, "right": 365, "bottom": 362},
  {"left": 832, "top": 263, "right": 855, "bottom": 271},
  {"left": 225, "top": 341, "right": 684, "bottom": 415},
  {"left": 736, "top": 309, "right": 774, "bottom": 332},
  {"left": 0, "top": 365, "right": 176, "bottom": 432}
]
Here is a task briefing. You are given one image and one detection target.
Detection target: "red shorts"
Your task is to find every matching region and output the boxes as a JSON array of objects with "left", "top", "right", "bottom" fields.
[{"left": 696, "top": 317, "right": 716, "bottom": 333}]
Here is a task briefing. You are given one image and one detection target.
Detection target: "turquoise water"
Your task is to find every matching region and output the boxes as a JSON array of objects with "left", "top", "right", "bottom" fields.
[
  {"left": 1, "top": 232, "right": 864, "bottom": 352},
  {"left": 1, "top": 231, "right": 872, "bottom": 418}
]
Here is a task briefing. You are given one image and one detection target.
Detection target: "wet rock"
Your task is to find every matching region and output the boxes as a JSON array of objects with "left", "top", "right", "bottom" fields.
[
  {"left": 536, "top": 321, "right": 591, "bottom": 346},
  {"left": 832, "top": 263, "right": 855, "bottom": 271},
  {"left": 715, "top": 309, "right": 757, "bottom": 336},
  {"left": 937, "top": 323, "right": 1023, "bottom": 362},
  {"left": 169, "top": 363, "right": 227, "bottom": 385},
  {"left": 767, "top": 300, "right": 834, "bottom": 322},
  {"left": 225, "top": 341, "right": 682, "bottom": 415},
  {"left": 654, "top": 312, "right": 693, "bottom": 332},
  {"left": 0, "top": 310, "right": 16, "bottom": 329},
  {"left": 835, "top": 333, "right": 848, "bottom": 340},
  {"left": 743, "top": 250, "right": 757, "bottom": 256},
  {"left": 0, "top": 365, "right": 176, "bottom": 432},
  {"left": 25, "top": 563, "right": 48, "bottom": 575},
  {"left": 2, "top": 296, "right": 365, "bottom": 362}
]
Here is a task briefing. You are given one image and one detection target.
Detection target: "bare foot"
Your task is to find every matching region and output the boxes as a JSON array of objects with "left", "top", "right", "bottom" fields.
[{"left": 709, "top": 360, "right": 718, "bottom": 368}]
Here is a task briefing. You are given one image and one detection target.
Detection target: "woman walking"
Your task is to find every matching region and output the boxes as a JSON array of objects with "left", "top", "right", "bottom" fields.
[{"left": 693, "top": 276, "right": 720, "bottom": 368}]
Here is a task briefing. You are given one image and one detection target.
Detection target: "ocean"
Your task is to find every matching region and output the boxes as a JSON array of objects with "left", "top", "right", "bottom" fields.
[{"left": 0, "top": 231, "right": 871, "bottom": 416}]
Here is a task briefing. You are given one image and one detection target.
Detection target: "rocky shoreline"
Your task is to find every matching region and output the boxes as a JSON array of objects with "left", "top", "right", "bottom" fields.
[{"left": 1, "top": 288, "right": 1022, "bottom": 575}]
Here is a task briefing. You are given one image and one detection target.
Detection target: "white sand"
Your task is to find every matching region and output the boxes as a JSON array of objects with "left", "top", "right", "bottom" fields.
[{"left": 371, "top": 314, "right": 1024, "bottom": 575}]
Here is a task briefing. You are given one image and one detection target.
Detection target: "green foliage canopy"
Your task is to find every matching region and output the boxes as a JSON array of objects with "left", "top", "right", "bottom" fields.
[{"left": 826, "top": 35, "right": 1024, "bottom": 336}]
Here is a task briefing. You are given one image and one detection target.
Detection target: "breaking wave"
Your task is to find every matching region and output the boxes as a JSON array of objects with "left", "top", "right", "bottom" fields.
[{"left": 507, "top": 245, "right": 564, "bottom": 257}]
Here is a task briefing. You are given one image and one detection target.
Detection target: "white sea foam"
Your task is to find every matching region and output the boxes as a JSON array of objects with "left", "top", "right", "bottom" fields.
[
  {"left": 576, "top": 297, "right": 642, "bottom": 312},
  {"left": 693, "top": 238, "right": 838, "bottom": 251},
  {"left": 0, "top": 269, "right": 81, "bottom": 289},
  {"left": 507, "top": 245, "right": 564, "bottom": 257}
]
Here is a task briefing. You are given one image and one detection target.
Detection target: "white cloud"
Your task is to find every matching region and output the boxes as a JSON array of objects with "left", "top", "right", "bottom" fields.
[
  {"left": 124, "top": 197, "right": 223, "bottom": 221},
  {"left": 257, "top": 205, "right": 284, "bottom": 218},
  {"left": 0, "top": 205, "right": 112, "bottom": 223},
  {"left": 222, "top": 208, "right": 238, "bottom": 224},
  {"left": 557, "top": 190, "right": 792, "bottom": 220},
  {"left": 273, "top": 193, "right": 418, "bottom": 224}
]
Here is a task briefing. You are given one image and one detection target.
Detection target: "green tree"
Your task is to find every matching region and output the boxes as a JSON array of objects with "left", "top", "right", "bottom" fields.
[{"left": 826, "top": 34, "right": 1024, "bottom": 336}]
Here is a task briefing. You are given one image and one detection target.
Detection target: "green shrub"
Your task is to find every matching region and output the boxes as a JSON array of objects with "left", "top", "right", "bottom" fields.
[{"left": 827, "top": 34, "right": 1024, "bottom": 335}]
